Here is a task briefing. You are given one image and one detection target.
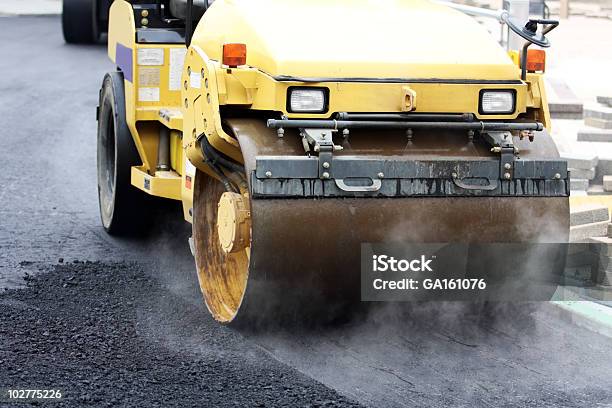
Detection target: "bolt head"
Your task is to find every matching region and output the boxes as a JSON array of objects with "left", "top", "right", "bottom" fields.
[
  {"left": 378, "top": 172, "right": 385, "bottom": 179},
  {"left": 141, "top": 18, "right": 149, "bottom": 25},
  {"left": 452, "top": 172, "right": 458, "bottom": 179},
  {"left": 322, "top": 172, "right": 330, "bottom": 179},
  {"left": 141, "top": 10, "right": 149, "bottom": 17},
  {"left": 504, "top": 163, "right": 512, "bottom": 170},
  {"left": 504, "top": 172, "right": 511, "bottom": 180},
  {"left": 265, "top": 171, "right": 272, "bottom": 178},
  {"left": 322, "top": 162, "right": 330, "bottom": 169},
  {"left": 554, "top": 173, "right": 561, "bottom": 180}
]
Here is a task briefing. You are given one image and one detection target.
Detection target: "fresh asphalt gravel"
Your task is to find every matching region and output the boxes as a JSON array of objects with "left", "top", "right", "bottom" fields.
[
  {"left": 1, "top": 15, "right": 612, "bottom": 408},
  {"left": 0, "top": 261, "right": 359, "bottom": 407}
]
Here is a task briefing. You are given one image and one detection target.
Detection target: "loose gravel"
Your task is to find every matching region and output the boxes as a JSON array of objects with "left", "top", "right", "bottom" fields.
[{"left": 0, "top": 261, "right": 362, "bottom": 407}]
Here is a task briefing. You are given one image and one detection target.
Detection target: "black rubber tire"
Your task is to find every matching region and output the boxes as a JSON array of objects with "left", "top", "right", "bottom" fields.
[
  {"left": 62, "top": 0, "right": 99, "bottom": 44},
  {"left": 97, "top": 72, "right": 147, "bottom": 235}
]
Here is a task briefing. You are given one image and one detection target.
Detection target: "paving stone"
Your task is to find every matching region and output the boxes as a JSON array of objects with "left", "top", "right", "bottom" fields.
[
  {"left": 570, "top": 178, "right": 589, "bottom": 191},
  {"left": 586, "top": 184, "right": 608, "bottom": 196},
  {"left": 584, "top": 104, "right": 612, "bottom": 121},
  {"left": 589, "top": 236, "right": 612, "bottom": 256},
  {"left": 596, "top": 157, "right": 612, "bottom": 180},
  {"left": 568, "top": 167, "right": 595, "bottom": 180},
  {"left": 546, "top": 78, "right": 583, "bottom": 119},
  {"left": 566, "top": 248, "right": 596, "bottom": 267},
  {"left": 595, "top": 252, "right": 612, "bottom": 273},
  {"left": 604, "top": 175, "right": 612, "bottom": 192},
  {"left": 570, "top": 204, "right": 610, "bottom": 227},
  {"left": 584, "top": 117, "right": 612, "bottom": 130},
  {"left": 549, "top": 102, "right": 584, "bottom": 119},
  {"left": 561, "top": 153, "right": 598, "bottom": 170},
  {"left": 595, "top": 269, "right": 612, "bottom": 285},
  {"left": 577, "top": 128, "right": 612, "bottom": 142},
  {"left": 597, "top": 96, "right": 612, "bottom": 107},
  {"left": 570, "top": 190, "right": 588, "bottom": 197},
  {"left": 563, "top": 266, "right": 593, "bottom": 282},
  {"left": 570, "top": 221, "right": 610, "bottom": 242}
]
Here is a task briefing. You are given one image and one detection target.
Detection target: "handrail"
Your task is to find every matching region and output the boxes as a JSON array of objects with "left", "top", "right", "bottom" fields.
[{"left": 433, "top": 1, "right": 509, "bottom": 23}]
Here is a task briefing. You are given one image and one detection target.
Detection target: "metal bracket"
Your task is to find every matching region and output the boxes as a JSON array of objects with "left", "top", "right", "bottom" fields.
[
  {"left": 482, "top": 131, "right": 517, "bottom": 180},
  {"left": 300, "top": 128, "right": 343, "bottom": 179}
]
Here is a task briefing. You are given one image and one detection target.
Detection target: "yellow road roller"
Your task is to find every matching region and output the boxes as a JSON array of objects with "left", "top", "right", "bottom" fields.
[{"left": 96, "top": 0, "right": 569, "bottom": 323}]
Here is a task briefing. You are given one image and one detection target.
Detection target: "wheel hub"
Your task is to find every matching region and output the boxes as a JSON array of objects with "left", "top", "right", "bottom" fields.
[{"left": 217, "top": 192, "right": 250, "bottom": 254}]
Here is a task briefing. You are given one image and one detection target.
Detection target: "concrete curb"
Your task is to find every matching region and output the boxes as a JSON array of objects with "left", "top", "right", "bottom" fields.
[{"left": 548, "top": 300, "right": 612, "bottom": 339}]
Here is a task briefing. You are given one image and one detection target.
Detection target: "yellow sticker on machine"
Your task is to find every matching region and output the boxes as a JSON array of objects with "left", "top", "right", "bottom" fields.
[{"left": 138, "top": 68, "right": 160, "bottom": 87}]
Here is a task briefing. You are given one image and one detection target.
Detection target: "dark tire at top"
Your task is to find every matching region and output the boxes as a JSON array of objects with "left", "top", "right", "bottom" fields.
[
  {"left": 97, "top": 72, "right": 148, "bottom": 235},
  {"left": 62, "top": 0, "right": 99, "bottom": 44}
]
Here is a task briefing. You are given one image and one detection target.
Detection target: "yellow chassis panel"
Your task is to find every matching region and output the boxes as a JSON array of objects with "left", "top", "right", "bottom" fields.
[{"left": 131, "top": 166, "right": 182, "bottom": 201}]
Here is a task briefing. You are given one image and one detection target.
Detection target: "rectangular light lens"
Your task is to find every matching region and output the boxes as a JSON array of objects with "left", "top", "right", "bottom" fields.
[
  {"left": 289, "top": 88, "right": 326, "bottom": 113},
  {"left": 480, "top": 91, "right": 515, "bottom": 114}
]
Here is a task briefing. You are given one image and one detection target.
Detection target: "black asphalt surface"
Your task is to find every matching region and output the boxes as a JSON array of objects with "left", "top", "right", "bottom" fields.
[{"left": 1, "top": 15, "right": 612, "bottom": 408}]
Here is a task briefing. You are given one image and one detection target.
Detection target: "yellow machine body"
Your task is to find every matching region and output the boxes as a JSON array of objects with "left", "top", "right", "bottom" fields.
[
  {"left": 106, "top": 0, "right": 552, "bottom": 221},
  {"left": 101, "top": 0, "right": 569, "bottom": 323}
]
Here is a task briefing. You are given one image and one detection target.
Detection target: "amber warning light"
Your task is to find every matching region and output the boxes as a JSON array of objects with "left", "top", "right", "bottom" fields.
[{"left": 223, "top": 43, "right": 247, "bottom": 67}]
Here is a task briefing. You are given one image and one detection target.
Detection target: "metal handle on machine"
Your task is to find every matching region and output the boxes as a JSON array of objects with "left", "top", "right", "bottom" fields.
[
  {"left": 335, "top": 179, "right": 382, "bottom": 193},
  {"left": 452, "top": 177, "right": 499, "bottom": 191}
]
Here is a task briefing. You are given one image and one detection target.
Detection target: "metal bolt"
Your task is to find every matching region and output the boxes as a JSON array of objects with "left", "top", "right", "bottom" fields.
[
  {"left": 141, "top": 18, "right": 149, "bottom": 26},
  {"left": 378, "top": 172, "right": 385, "bottom": 179},
  {"left": 141, "top": 10, "right": 149, "bottom": 17},
  {"left": 504, "top": 172, "right": 511, "bottom": 180},
  {"left": 452, "top": 172, "right": 458, "bottom": 179},
  {"left": 205, "top": 78, "right": 209, "bottom": 88},
  {"left": 201, "top": 68, "right": 205, "bottom": 78},
  {"left": 187, "top": 67, "right": 191, "bottom": 76},
  {"left": 554, "top": 173, "right": 561, "bottom": 179},
  {"left": 342, "top": 129, "right": 350, "bottom": 138},
  {"left": 322, "top": 162, "right": 330, "bottom": 169},
  {"left": 265, "top": 171, "right": 272, "bottom": 178},
  {"left": 184, "top": 80, "right": 188, "bottom": 90},
  {"left": 277, "top": 128, "right": 284, "bottom": 138},
  {"left": 207, "top": 94, "right": 211, "bottom": 104},
  {"left": 322, "top": 172, "right": 330, "bottom": 179},
  {"left": 504, "top": 163, "right": 512, "bottom": 170},
  {"left": 184, "top": 98, "right": 188, "bottom": 108}
]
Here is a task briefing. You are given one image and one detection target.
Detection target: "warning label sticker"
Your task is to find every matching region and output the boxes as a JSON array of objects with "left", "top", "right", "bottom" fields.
[
  {"left": 137, "top": 48, "right": 164, "bottom": 66},
  {"left": 138, "top": 68, "right": 160, "bottom": 87},
  {"left": 185, "top": 159, "right": 196, "bottom": 177},
  {"left": 169, "top": 48, "right": 187, "bottom": 91},
  {"left": 189, "top": 71, "right": 201, "bottom": 89},
  {"left": 138, "top": 87, "right": 160, "bottom": 102}
]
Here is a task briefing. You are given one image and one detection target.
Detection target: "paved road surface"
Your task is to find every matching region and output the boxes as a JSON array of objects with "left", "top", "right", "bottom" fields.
[{"left": 1, "top": 16, "right": 611, "bottom": 407}]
